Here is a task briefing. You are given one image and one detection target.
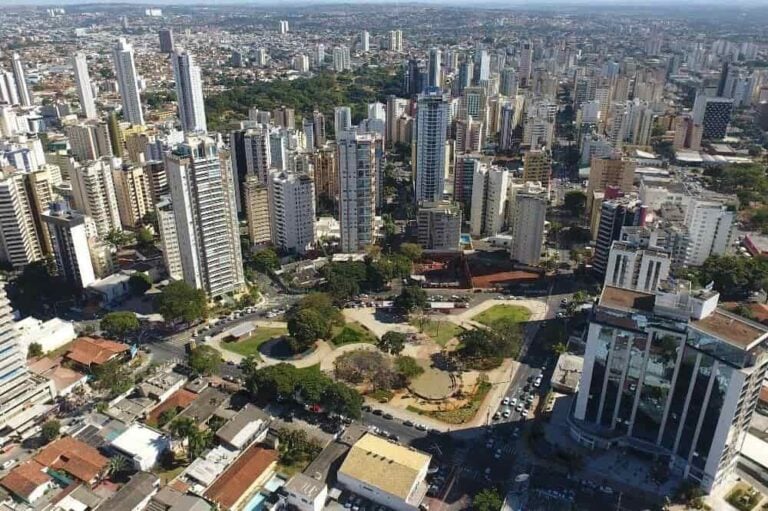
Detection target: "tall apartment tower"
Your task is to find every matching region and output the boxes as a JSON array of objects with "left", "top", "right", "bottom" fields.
[
  {"left": 42, "top": 203, "right": 96, "bottom": 288},
  {"left": 10, "top": 53, "right": 32, "bottom": 107},
  {"left": 360, "top": 31, "right": 370, "bottom": 52},
  {"left": 684, "top": 199, "right": 735, "bottom": 266},
  {"left": 112, "top": 164, "right": 152, "bottom": 228},
  {"left": 593, "top": 197, "right": 645, "bottom": 275},
  {"left": 243, "top": 175, "right": 271, "bottom": 246},
  {"left": 165, "top": 136, "right": 245, "bottom": 297},
  {"left": 70, "top": 159, "right": 121, "bottom": 236},
  {"left": 155, "top": 197, "right": 183, "bottom": 281},
  {"left": 337, "top": 131, "right": 377, "bottom": 253},
  {"left": 428, "top": 48, "right": 442, "bottom": 88},
  {"left": 604, "top": 228, "right": 671, "bottom": 293},
  {"left": 312, "top": 110, "right": 326, "bottom": 148},
  {"left": 313, "top": 144, "right": 338, "bottom": 212},
  {"left": 417, "top": 201, "right": 462, "bottom": 251},
  {"left": 414, "top": 87, "right": 449, "bottom": 202},
  {"left": 586, "top": 156, "right": 636, "bottom": 215},
  {"left": 692, "top": 95, "right": 734, "bottom": 140},
  {"left": 522, "top": 149, "right": 552, "bottom": 190},
  {"left": 172, "top": 49, "right": 207, "bottom": 133},
  {"left": 269, "top": 171, "right": 316, "bottom": 255},
  {"left": 334, "top": 106, "right": 352, "bottom": 137},
  {"left": 158, "top": 28, "right": 174, "bottom": 54},
  {"left": 509, "top": 182, "right": 547, "bottom": 266},
  {"left": 72, "top": 53, "right": 98, "bottom": 119},
  {"left": 65, "top": 122, "right": 113, "bottom": 162},
  {"left": 0, "top": 171, "right": 42, "bottom": 269},
  {"left": 470, "top": 164, "right": 509, "bottom": 237},
  {"left": 113, "top": 38, "right": 145, "bottom": 125},
  {"left": 574, "top": 283, "right": 768, "bottom": 492},
  {"left": 519, "top": 41, "right": 533, "bottom": 88}
]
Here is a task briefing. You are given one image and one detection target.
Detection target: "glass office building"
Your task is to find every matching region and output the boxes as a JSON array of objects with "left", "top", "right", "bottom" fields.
[{"left": 573, "top": 283, "right": 768, "bottom": 491}]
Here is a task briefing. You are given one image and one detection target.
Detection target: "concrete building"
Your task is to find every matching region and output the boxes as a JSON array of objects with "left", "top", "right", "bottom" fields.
[
  {"left": 112, "top": 164, "right": 152, "bottom": 227},
  {"left": 42, "top": 204, "right": 96, "bottom": 288},
  {"left": 113, "top": 38, "right": 144, "bottom": 125},
  {"left": 509, "top": 182, "right": 547, "bottom": 266},
  {"left": 427, "top": 48, "right": 441, "bottom": 88},
  {"left": 284, "top": 473, "right": 328, "bottom": 511},
  {"left": 414, "top": 87, "right": 450, "bottom": 202},
  {"left": 453, "top": 154, "right": 482, "bottom": 215},
  {"left": 683, "top": 199, "right": 735, "bottom": 266},
  {"left": 155, "top": 197, "right": 183, "bottom": 280},
  {"left": 243, "top": 174, "right": 271, "bottom": 246},
  {"left": 604, "top": 229, "right": 671, "bottom": 292},
  {"left": 470, "top": 164, "right": 509, "bottom": 237},
  {"left": 338, "top": 434, "right": 430, "bottom": 511},
  {"left": 417, "top": 201, "right": 461, "bottom": 251},
  {"left": 172, "top": 49, "right": 207, "bottom": 133},
  {"left": 312, "top": 144, "right": 338, "bottom": 212},
  {"left": 269, "top": 171, "right": 316, "bottom": 255},
  {"left": 693, "top": 95, "right": 733, "bottom": 140},
  {"left": 158, "top": 28, "right": 174, "bottom": 53},
  {"left": 522, "top": 149, "right": 552, "bottom": 190},
  {"left": 334, "top": 106, "right": 352, "bottom": 138},
  {"left": 10, "top": 53, "right": 32, "bottom": 107},
  {"left": 165, "top": 136, "right": 245, "bottom": 297},
  {"left": 573, "top": 284, "right": 768, "bottom": 492},
  {"left": 70, "top": 159, "right": 121, "bottom": 236},
  {"left": 110, "top": 424, "right": 170, "bottom": 471},
  {"left": 338, "top": 131, "right": 377, "bottom": 253},
  {"left": 519, "top": 41, "right": 533, "bottom": 87},
  {"left": 586, "top": 156, "right": 636, "bottom": 215},
  {"left": 593, "top": 197, "right": 645, "bottom": 276},
  {"left": 0, "top": 171, "right": 42, "bottom": 269},
  {"left": 65, "top": 121, "right": 112, "bottom": 162},
  {"left": 72, "top": 53, "right": 97, "bottom": 119}
]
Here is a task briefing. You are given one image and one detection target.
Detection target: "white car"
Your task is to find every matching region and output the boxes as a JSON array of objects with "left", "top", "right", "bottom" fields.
[
  {"left": 502, "top": 396, "right": 510, "bottom": 406},
  {"left": 516, "top": 403, "right": 524, "bottom": 412},
  {"left": 510, "top": 397, "right": 517, "bottom": 407},
  {"left": 521, "top": 409, "right": 529, "bottom": 418},
  {"left": 502, "top": 408, "right": 511, "bottom": 418}
]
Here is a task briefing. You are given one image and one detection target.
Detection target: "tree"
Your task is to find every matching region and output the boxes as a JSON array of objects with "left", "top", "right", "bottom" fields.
[
  {"left": 251, "top": 248, "right": 280, "bottom": 273},
  {"left": 27, "top": 342, "right": 43, "bottom": 359},
  {"left": 394, "top": 286, "right": 427, "bottom": 312},
  {"left": 188, "top": 345, "right": 222, "bottom": 376},
  {"left": 378, "top": 331, "right": 407, "bottom": 355},
  {"left": 295, "top": 293, "right": 343, "bottom": 326},
  {"left": 572, "top": 290, "right": 589, "bottom": 303},
  {"left": 106, "top": 455, "right": 129, "bottom": 478},
  {"left": 157, "top": 281, "right": 208, "bottom": 324},
  {"left": 394, "top": 355, "right": 424, "bottom": 380},
  {"left": 140, "top": 211, "right": 158, "bottom": 230},
  {"left": 93, "top": 359, "right": 134, "bottom": 395},
  {"left": 40, "top": 420, "right": 61, "bottom": 444},
  {"left": 100, "top": 311, "right": 139, "bottom": 339},
  {"left": 563, "top": 191, "right": 587, "bottom": 217},
  {"left": 321, "top": 262, "right": 367, "bottom": 302},
  {"left": 10, "top": 259, "right": 72, "bottom": 315},
  {"left": 473, "top": 488, "right": 503, "bottom": 511},
  {"left": 552, "top": 342, "right": 568, "bottom": 355},
  {"left": 135, "top": 227, "right": 154, "bottom": 251},
  {"left": 158, "top": 408, "right": 179, "bottom": 427},
  {"left": 287, "top": 308, "right": 331, "bottom": 353},
  {"left": 105, "top": 229, "right": 133, "bottom": 249},
  {"left": 128, "top": 272, "right": 152, "bottom": 296},
  {"left": 399, "top": 242, "right": 423, "bottom": 261}
]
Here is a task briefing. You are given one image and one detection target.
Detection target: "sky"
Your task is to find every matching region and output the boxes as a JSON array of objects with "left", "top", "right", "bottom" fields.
[{"left": 1, "top": 0, "right": 761, "bottom": 5}]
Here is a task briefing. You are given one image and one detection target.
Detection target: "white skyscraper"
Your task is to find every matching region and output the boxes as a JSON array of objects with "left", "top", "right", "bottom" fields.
[
  {"left": 269, "top": 172, "right": 316, "bottom": 255},
  {"left": 428, "top": 48, "right": 442, "bottom": 88},
  {"left": 338, "top": 131, "right": 377, "bottom": 253},
  {"left": 70, "top": 159, "right": 121, "bottom": 236},
  {"left": 156, "top": 197, "right": 183, "bottom": 281},
  {"left": 509, "top": 181, "right": 547, "bottom": 266},
  {"left": 414, "top": 87, "right": 450, "bottom": 202},
  {"left": 279, "top": 20, "right": 289, "bottom": 34},
  {"left": 0, "top": 171, "right": 42, "bottom": 269},
  {"left": 470, "top": 164, "right": 509, "bottom": 237},
  {"left": 165, "top": 136, "right": 244, "bottom": 297},
  {"left": 72, "top": 53, "right": 97, "bottom": 119},
  {"left": 360, "top": 31, "right": 370, "bottom": 52},
  {"left": 684, "top": 199, "right": 735, "bottom": 266},
  {"left": 334, "top": 106, "right": 352, "bottom": 136},
  {"left": 113, "top": 38, "right": 145, "bottom": 125},
  {"left": 0, "top": 69, "right": 19, "bottom": 106},
  {"left": 172, "top": 49, "right": 207, "bottom": 133},
  {"left": 244, "top": 126, "right": 272, "bottom": 183},
  {"left": 42, "top": 204, "right": 96, "bottom": 288},
  {"left": 10, "top": 53, "right": 32, "bottom": 107}
]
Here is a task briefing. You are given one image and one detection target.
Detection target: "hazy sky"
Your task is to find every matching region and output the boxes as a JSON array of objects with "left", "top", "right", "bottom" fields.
[{"left": 1, "top": 0, "right": 759, "bottom": 5}]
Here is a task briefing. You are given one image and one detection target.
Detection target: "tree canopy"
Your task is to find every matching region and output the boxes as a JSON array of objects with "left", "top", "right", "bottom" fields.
[
  {"left": 703, "top": 163, "right": 768, "bottom": 206},
  {"left": 287, "top": 308, "right": 331, "bottom": 353},
  {"left": 93, "top": 358, "right": 134, "bottom": 396},
  {"left": 9, "top": 259, "right": 73, "bottom": 315},
  {"left": 188, "top": 345, "right": 222, "bottom": 376},
  {"left": 394, "top": 286, "right": 428, "bottom": 312},
  {"left": 473, "top": 488, "right": 503, "bottom": 511},
  {"left": 378, "top": 331, "right": 407, "bottom": 355},
  {"left": 101, "top": 311, "right": 139, "bottom": 339},
  {"left": 157, "top": 281, "right": 208, "bottom": 324},
  {"left": 691, "top": 254, "right": 768, "bottom": 299},
  {"left": 399, "top": 242, "right": 423, "bottom": 262},
  {"left": 41, "top": 420, "right": 61, "bottom": 444},
  {"left": 128, "top": 272, "right": 152, "bottom": 296},
  {"left": 563, "top": 190, "right": 587, "bottom": 217},
  {"left": 250, "top": 248, "right": 280, "bottom": 273}
]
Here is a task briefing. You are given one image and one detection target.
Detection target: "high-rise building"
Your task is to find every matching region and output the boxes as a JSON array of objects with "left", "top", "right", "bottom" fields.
[
  {"left": 269, "top": 128, "right": 287, "bottom": 171},
  {"left": 519, "top": 41, "right": 533, "bottom": 87},
  {"left": 172, "top": 49, "right": 207, "bottom": 133},
  {"left": 417, "top": 201, "right": 461, "bottom": 251},
  {"left": 334, "top": 106, "right": 352, "bottom": 136},
  {"left": 522, "top": 149, "right": 552, "bottom": 190},
  {"left": 107, "top": 111, "right": 125, "bottom": 158},
  {"left": 428, "top": 48, "right": 442, "bottom": 88},
  {"left": 243, "top": 174, "right": 271, "bottom": 246},
  {"left": 360, "top": 31, "right": 370, "bottom": 52},
  {"left": 0, "top": 171, "right": 42, "bottom": 269},
  {"left": 142, "top": 160, "right": 168, "bottom": 205},
  {"left": 474, "top": 49, "right": 490, "bottom": 83},
  {"left": 388, "top": 30, "right": 403, "bottom": 52},
  {"left": 312, "top": 144, "right": 338, "bottom": 213},
  {"left": 10, "top": 53, "right": 32, "bottom": 107},
  {"left": 0, "top": 68, "right": 19, "bottom": 106},
  {"left": 312, "top": 110, "right": 326, "bottom": 148},
  {"left": 165, "top": 136, "right": 244, "bottom": 297},
  {"left": 70, "top": 159, "right": 121, "bottom": 236},
  {"left": 692, "top": 96, "right": 733, "bottom": 140},
  {"left": 25, "top": 164, "right": 62, "bottom": 255},
  {"left": 573, "top": 283, "right": 768, "bottom": 492},
  {"left": 456, "top": 59, "right": 473, "bottom": 95},
  {"left": 72, "top": 53, "right": 97, "bottom": 119},
  {"left": 338, "top": 131, "right": 377, "bottom": 253},
  {"left": 269, "top": 171, "right": 316, "bottom": 255},
  {"left": 470, "top": 164, "right": 509, "bottom": 237},
  {"left": 586, "top": 156, "right": 636, "bottom": 215},
  {"left": 279, "top": 20, "right": 289, "bottom": 34},
  {"left": 112, "top": 164, "right": 152, "bottom": 228},
  {"left": 459, "top": 86, "right": 488, "bottom": 130},
  {"left": 385, "top": 95, "right": 407, "bottom": 148},
  {"left": 302, "top": 119, "right": 315, "bottom": 152},
  {"left": 155, "top": 197, "right": 183, "bottom": 281},
  {"left": 240, "top": 126, "right": 272, "bottom": 185},
  {"left": 604, "top": 228, "right": 671, "bottom": 293},
  {"left": 158, "top": 28, "right": 174, "bottom": 54},
  {"left": 593, "top": 197, "right": 645, "bottom": 275},
  {"left": 453, "top": 154, "right": 482, "bottom": 215},
  {"left": 683, "top": 199, "right": 735, "bottom": 266},
  {"left": 0, "top": 285, "right": 55, "bottom": 437},
  {"left": 509, "top": 182, "right": 547, "bottom": 265},
  {"left": 42, "top": 203, "right": 96, "bottom": 288},
  {"left": 272, "top": 106, "right": 295, "bottom": 129},
  {"left": 113, "top": 39, "right": 145, "bottom": 125},
  {"left": 500, "top": 68, "right": 518, "bottom": 97},
  {"left": 414, "top": 87, "right": 449, "bottom": 203},
  {"left": 65, "top": 121, "right": 113, "bottom": 162}
]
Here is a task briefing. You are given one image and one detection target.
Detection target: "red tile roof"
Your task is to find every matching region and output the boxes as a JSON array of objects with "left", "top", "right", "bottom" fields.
[
  {"left": 204, "top": 446, "right": 278, "bottom": 510},
  {"left": 146, "top": 389, "right": 198, "bottom": 426},
  {"left": 34, "top": 437, "right": 108, "bottom": 483},
  {"left": 65, "top": 337, "right": 129, "bottom": 366},
  {"left": 1, "top": 461, "right": 51, "bottom": 499}
]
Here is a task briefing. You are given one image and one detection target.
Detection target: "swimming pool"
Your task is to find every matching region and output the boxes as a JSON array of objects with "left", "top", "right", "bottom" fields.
[{"left": 243, "top": 492, "right": 267, "bottom": 511}]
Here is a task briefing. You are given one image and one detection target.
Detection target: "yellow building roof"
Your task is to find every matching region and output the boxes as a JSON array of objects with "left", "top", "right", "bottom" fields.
[{"left": 339, "top": 433, "right": 430, "bottom": 501}]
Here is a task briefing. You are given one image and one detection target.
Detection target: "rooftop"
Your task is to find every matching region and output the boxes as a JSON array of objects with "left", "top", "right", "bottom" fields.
[
  {"left": 177, "top": 387, "right": 229, "bottom": 423},
  {"left": 33, "top": 436, "right": 108, "bottom": 483},
  {"left": 691, "top": 309, "right": 768, "bottom": 350},
  {"left": 338, "top": 433, "right": 430, "bottom": 501},
  {"left": 204, "top": 445, "right": 278, "bottom": 510},
  {"left": 599, "top": 286, "right": 656, "bottom": 313},
  {"left": 99, "top": 472, "right": 159, "bottom": 511},
  {"left": 215, "top": 404, "right": 270, "bottom": 449},
  {"left": 0, "top": 461, "right": 51, "bottom": 500},
  {"left": 65, "top": 337, "right": 129, "bottom": 366},
  {"left": 284, "top": 473, "right": 326, "bottom": 500},
  {"left": 110, "top": 423, "right": 169, "bottom": 459}
]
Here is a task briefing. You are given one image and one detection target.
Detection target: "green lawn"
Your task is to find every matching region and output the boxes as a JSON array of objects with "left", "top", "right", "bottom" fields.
[
  {"left": 220, "top": 327, "right": 288, "bottom": 357},
  {"left": 331, "top": 322, "right": 377, "bottom": 346},
  {"left": 410, "top": 319, "right": 463, "bottom": 346},
  {"left": 473, "top": 305, "right": 531, "bottom": 326}
]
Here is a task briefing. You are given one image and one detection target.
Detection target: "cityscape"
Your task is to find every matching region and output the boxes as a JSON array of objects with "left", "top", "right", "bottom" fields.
[{"left": 1, "top": 2, "right": 768, "bottom": 511}]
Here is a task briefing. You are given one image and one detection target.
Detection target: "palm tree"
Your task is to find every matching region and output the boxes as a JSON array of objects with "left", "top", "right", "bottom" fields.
[{"left": 106, "top": 455, "right": 129, "bottom": 478}]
